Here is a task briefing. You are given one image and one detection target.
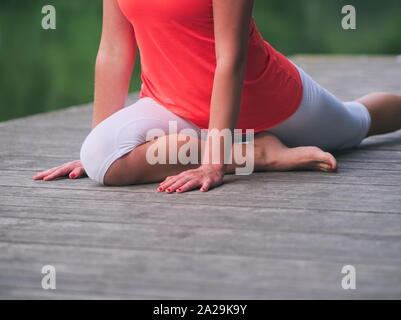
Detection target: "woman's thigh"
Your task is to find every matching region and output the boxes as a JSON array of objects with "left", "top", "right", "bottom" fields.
[
  {"left": 267, "top": 65, "right": 372, "bottom": 152},
  {"left": 80, "top": 97, "right": 201, "bottom": 185}
]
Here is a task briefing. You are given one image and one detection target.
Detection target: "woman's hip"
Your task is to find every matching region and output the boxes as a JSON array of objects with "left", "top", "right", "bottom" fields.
[{"left": 266, "top": 64, "right": 372, "bottom": 151}]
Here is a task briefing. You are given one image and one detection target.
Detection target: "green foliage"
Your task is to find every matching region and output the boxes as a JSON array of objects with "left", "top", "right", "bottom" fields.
[
  {"left": 253, "top": 0, "right": 401, "bottom": 54},
  {"left": 0, "top": 0, "right": 400, "bottom": 121}
]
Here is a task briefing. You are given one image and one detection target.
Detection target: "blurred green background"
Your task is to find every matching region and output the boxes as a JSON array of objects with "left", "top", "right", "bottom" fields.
[{"left": 0, "top": 0, "right": 400, "bottom": 121}]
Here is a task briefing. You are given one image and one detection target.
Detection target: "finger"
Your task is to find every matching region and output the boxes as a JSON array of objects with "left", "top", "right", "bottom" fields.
[
  {"left": 165, "top": 177, "right": 192, "bottom": 193},
  {"left": 158, "top": 174, "right": 187, "bottom": 191},
  {"left": 176, "top": 179, "right": 201, "bottom": 193},
  {"left": 158, "top": 180, "right": 175, "bottom": 190},
  {"left": 158, "top": 169, "right": 197, "bottom": 191},
  {"left": 43, "top": 167, "right": 71, "bottom": 181},
  {"left": 159, "top": 175, "right": 175, "bottom": 185},
  {"left": 32, "top": 166, "right": 61, "bottom": 180},
  {"left": 159, "top": 172, "right": 188, "bottom": 186},
  {"left": 200, "top": 179, "right": 213, "bottom": 192},
  {"left": 69, "top": 166, "right": 86, "bottom": 179},
  {"left": 159, "top": 169, "right": 197, "bottom": 186},
  {"left": 158, "top": 175, "right": 180, "bottom": 191}
]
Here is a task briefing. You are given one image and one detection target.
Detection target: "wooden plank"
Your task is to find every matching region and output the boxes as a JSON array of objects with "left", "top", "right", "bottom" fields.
[
  {"left": 0, "top": 243, "right": 400, "bottom": 299},
  {"left": 1, "top": 172, "right": 401, "bottom": 216},
  {"left": 2, "top": 201, "right": 401, "bottom": 236},
  {"left": 1, "top": 182, "right": 401, "bottom": 215},
  {"left": 2, "top": 173, "right": 401, "bottom": 204},
  {"left": 1, "top": 215, "right": 401, "bottom": 265}
]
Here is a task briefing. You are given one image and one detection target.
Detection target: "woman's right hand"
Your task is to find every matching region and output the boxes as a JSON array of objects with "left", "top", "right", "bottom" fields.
[{"left": 32, "top": 160, "right": 86, "bottom": 181}]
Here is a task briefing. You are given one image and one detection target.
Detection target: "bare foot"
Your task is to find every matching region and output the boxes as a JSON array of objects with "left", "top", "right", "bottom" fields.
[{"left": 255, "top": 131, "right": 337, "bottom": 172}]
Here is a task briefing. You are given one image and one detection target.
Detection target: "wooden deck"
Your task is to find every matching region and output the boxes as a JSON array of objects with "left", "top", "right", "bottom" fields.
[{"left": 1, "top": 56, "right": 401, "bottom": 299}]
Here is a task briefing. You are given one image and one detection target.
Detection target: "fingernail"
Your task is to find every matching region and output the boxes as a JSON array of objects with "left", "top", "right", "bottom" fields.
[
  {"left": 166, "top": 188, "right": 172, "bottom": 192},
  {"left": 176, "top": 188, "right": 182, "bottom": 192},
  {"left": 70, "top": 173, "right": 76, "bottom": 178},
  {"left": 200, "top": 187, "right": 206, "bottom": 192},
  {"left": 158, "top": 187, "right": 163, "bottom": 192}
]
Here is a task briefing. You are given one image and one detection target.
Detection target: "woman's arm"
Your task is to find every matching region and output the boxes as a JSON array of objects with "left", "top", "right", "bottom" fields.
[
  {"left": 33, "top": 0, "right": 136, "bottom": 181},
  {"left": 203, "top": 0, "right": 254, "bottom": 167},
  {"left": 93, "top": 0, "right": 136, "bottom": 128},
  {"left": 159, "top": 0, "right": 254, "bottom": 193}
]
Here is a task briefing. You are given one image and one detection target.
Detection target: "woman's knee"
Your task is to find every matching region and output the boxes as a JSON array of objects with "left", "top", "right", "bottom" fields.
[
  {"left": 79, "top": 128, "right": 113, "bottom": 185},
  {"left": 79, "top": 120, "right": 136, "bottom": 185}
]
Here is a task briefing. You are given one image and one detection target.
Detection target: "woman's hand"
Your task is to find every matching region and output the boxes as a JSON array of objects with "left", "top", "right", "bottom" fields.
[
  {"left": 158, "top": 164, "right": 225, "bottom": 193},
  {"left": 32, "top": 160, "right": 86, "bottom": 181}
]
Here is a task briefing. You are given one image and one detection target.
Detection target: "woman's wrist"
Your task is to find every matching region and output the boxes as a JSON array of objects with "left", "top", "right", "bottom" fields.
[
  {"left": 202, "top": 132, "right": 233, "bottom": 170},
  {"left": 200, "top": 163, "right": 227, "bottom": 174}
]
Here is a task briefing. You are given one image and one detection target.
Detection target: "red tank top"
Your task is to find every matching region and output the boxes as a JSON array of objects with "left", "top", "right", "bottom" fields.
[{"left": 117, "top": 0, "right": 303, "bottom": 131}]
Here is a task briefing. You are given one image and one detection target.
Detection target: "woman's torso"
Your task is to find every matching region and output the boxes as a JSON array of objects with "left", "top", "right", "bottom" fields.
[{"left": 117, "top": 0, "right": 303, "bottom": 131}]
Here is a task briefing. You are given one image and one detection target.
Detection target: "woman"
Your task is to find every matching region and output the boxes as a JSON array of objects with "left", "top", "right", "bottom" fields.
[{"left": 33, "top": 0, "right": 401, "bottom": 193}]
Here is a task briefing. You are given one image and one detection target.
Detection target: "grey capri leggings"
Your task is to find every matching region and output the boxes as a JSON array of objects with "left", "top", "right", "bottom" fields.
[{"left": 80, "top": 64, "right": 372, "bottom": 185}]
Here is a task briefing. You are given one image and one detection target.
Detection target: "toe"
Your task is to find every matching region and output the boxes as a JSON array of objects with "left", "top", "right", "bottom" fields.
[{"left": 305, "top": 148, "right": 337, "bottom": 172}]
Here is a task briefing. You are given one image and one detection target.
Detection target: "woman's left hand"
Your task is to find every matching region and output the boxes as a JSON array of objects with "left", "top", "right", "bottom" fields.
[{"left": 158, "top": 164, "right": 225, "bottom": 193}]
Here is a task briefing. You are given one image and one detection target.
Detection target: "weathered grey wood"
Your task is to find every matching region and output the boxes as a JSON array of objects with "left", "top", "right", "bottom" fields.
[
  {"left": 1, "top": 214, "right": 401, "bottom": 266},
  {"left": 1, "top": 182, "right": 401, "bottom": 216},
  {"left": 3, "top": 202, "right": 401, "bottom": 236},
  {"left": 2, "top": 178, "right": 401, "bottom": 213},
  {"left": 0, "top": 242, "right": 400, "bottom": 300},
  {"left": 1, "top": 56, "right": 401, "bottom": 299}
]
